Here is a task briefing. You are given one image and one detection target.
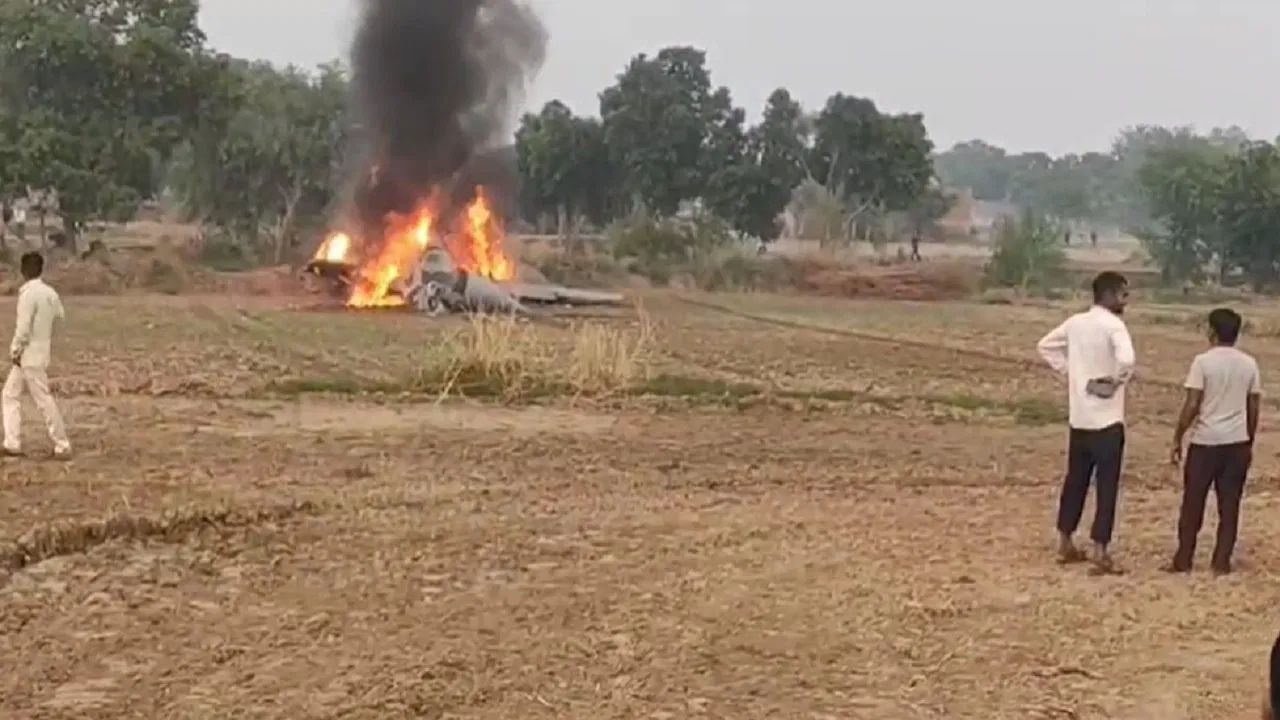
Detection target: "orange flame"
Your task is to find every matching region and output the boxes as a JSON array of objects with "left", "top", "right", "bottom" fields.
[
  {"left": 315, "top": 232, "right": 352, "bottom": 264},
  {"left": 348, "top": 208, "right": 434, "bottom": 308},
  {"left": 315, "top": 186, "right": 515, "bottom": 308},
  {"left": 452, "top": 189, "right": 515, "bottom": 282}
]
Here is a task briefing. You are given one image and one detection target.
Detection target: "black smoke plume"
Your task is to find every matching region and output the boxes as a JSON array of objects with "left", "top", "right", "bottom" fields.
[{"left": 346, "top": 0, "right": 545, "bottom": 234}]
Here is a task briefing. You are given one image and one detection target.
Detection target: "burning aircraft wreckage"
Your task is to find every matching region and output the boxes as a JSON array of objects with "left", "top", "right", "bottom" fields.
[
  {"left": 303, "top": 0, "right": 621, "bottom": 317},
  {"left": 304, "top": 190, "right": 623, "bottom": 316}
]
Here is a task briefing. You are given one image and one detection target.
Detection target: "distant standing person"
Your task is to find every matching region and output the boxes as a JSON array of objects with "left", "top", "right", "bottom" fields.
[
  {"left": 1036, "top": 271, "right": 1135, "bottom": 574},
  {"left": 1168, "top": 308, "right": 1260, "bottom": 575},
  {"left": 1090, "top": 231, "right": 1098, "bottom": 248},
  {"left": 12, "top": 204, "right": 26, "bottom": 242},
  {"left": 3, "top": 252, "right": 70, "bottom": 459},
  {"left": 910, "top": 233, "right": 922, "bottom": 262}
]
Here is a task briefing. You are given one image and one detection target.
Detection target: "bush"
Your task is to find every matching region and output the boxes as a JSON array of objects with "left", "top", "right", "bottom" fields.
[
  {"left": 689, "top": 249, "right": 805, "bottom": 292},
  {"left": 531, "top": 251, "right": 629, "bottom": 288},
  {"left": 195, "top": 231, "right": 259, "bottom": 271},
  {"left": 985, "top": 211, "right": 1065, "bottom": 294},
  {"left": 609, "top": 210, "right": 735, "bottom": 286}
]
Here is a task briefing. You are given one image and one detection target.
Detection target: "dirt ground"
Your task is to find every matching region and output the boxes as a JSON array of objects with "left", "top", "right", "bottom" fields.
[{"left": 2, "top": 291, "right": 1279, "bottom": 719}]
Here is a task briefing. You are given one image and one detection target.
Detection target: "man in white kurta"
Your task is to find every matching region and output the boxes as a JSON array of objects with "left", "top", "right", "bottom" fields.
[{"left": 4, "top": 252, "right": 70, "bottom": 458}]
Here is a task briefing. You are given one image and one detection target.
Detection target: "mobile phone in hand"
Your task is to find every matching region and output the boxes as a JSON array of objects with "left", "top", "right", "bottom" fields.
[{"left": 1086, "top": 377, "right": 1118, "bottom": 399}]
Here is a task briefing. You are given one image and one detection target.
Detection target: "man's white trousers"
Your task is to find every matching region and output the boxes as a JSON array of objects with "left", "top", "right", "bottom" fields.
[{"left": 2, "top": 365, "right": 70, "bottom": 454}]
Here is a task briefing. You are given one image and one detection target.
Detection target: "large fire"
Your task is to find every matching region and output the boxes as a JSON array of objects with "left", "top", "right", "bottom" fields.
[{"left": 313, "top": 189, "right": 515, "bottom": 308}]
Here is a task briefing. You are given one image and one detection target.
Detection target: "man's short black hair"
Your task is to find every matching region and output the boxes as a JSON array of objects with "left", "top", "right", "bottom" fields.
[
  {"left": 1092, "top": 271, "right": 1128, "bottom": 302},
  {"left": 19, "top": 252, "right": 43, "bottom": 278},
  {"left": 1208, "top": 307, "right": 1242, "bottom": 345}
]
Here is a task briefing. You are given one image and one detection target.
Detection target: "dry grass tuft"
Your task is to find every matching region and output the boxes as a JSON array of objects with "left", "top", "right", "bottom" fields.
[
  {"left": 566, "top": 312, "right": 653, "bottom": 396},
  {"left": 417, "top": 314, "right": 553, "bottom": 402},
  {"left": 417, "top": 311, "right": 654, "bottom": 402}
]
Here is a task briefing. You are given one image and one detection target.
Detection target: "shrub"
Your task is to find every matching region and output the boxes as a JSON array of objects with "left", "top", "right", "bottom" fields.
[
  {"left": 609, "top": 209, "right": 735, "bottom": 286},
  {"left": 531, "top": 251, "right": 628, "bottom": 288},
  {"left": 688, "top": 249, "right": 806, "bottom": 292},
  {"left": 985, "top": 211, "right": 1065, "bottom": 293},
  {"left": 197, "top": 236, "right": 258, "bottom": 272}
]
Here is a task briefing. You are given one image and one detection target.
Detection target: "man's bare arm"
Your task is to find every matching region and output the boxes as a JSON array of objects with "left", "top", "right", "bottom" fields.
[
  {"left": 1248, "top": 393, "right": 1261, "bottom": 445},
  {"left": 1173, "top": 389, "right": 1203, "bottom": 449}
]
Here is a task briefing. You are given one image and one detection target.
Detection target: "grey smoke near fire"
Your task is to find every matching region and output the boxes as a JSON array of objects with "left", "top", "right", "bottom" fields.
[{"left": 347, "top": 0, "right": 546, "bottom": 232}]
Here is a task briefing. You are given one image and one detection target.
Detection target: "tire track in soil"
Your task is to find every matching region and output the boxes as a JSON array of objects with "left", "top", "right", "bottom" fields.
[{"left": 0, "top": 500, "right": 320, "bottom": 587}]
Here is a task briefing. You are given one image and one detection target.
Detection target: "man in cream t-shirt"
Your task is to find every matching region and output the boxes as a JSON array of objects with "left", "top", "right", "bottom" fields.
[{"left": 1169, "top": 308, "right": 1261, "bottom": 575}]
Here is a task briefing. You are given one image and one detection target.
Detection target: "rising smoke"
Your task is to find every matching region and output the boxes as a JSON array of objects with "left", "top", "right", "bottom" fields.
[{"left": 346, "top": 0, "right": 546, "bottom": 233}]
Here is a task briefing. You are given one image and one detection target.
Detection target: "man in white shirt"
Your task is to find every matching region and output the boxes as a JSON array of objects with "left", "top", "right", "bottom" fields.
[
  {"left": 1036, "top": 271, "right": 1136, "bottom": 574},
  {"left": 3, "top": 252, "right": 70, "bottom": 459},
  {"left": 1168, "top": 308, "right": 1260, "bottom": 575}
]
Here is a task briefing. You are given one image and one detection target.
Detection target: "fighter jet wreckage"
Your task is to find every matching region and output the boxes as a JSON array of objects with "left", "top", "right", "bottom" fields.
[{"left": 305, "top": 246, "right": 625, "bottom": 316}]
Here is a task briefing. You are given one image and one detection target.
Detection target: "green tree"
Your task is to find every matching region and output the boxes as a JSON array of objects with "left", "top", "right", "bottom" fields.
[
  {"left": 600, "top": 46, "right": 715, "bottom": 215},
  {"left": 934, "top": 140, "right": 1014, "bottom": 201},
  {"left": 598, "top": 49, "right": 802, "bottom": 242},
  {"left": 808, "top": 93, "right": 934, "bottom": 237},
  {"left": 0, "top": 0, "right": 214, "bottom": 242},
  {"left": 169, "top": 61, "right": 348, "bottom": 262},
  {"left": 726, "top": 88, "right": 811, "bottom": 243},
  {"left": 515, "top": 100, "right": 616, "bottom": 236},
  {"left": 1136, "top": 142, "right": 1230, "bottom": 285},
  {"left": 1014, "top": 154, "right": 1098, "bottom": 222},
  {"left": 1216, "top": 142, "right": 1280, "bottom": 290},
  {"left": 702, "top": 88, "right": 812, "bottom": 243},
  {"left": 754, "top": 89, "right": 809, "bottom": 193},
  {"left": 699, "top": 86, "right": 749, "bottom": 224}
]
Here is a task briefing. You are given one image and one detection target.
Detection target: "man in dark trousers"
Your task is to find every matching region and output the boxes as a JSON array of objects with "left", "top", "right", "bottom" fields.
[
  {"left": 909, "top": 233, "right": 922, "bottom": 262},
  {"left": 1264, "top": 629, "right": 1280, "bottom": 719},
  {"left": 1168, "top": 308, "right": 1261, "bottom": 575},
  {"left": 1036, "top": 271, "right": 1135, "bottom": 574}
]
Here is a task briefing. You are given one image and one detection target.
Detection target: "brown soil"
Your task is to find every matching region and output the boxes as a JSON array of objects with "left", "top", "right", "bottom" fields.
[{"left": 0, "top": 292, "right": 1276, "bottom": 718}]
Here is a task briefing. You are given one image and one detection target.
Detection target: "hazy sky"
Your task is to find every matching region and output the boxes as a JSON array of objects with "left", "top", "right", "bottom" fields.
[{"left": 198, "top": 0, "right": 1280, "bottom": 155}]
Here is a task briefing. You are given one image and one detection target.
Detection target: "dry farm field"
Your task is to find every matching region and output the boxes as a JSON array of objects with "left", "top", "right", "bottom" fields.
[{"left": 2, "top": 290, "right": 1279, "bottom": 719}]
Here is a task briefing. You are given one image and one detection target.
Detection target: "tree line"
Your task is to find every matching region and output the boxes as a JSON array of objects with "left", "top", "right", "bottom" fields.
[
  {"left": 516, "top": 46, "right": 940, "bottom": 246},
  {"left": 3, "top": 3, "right": 1279, "bottom": 290},
  {"left": 0, "top": 0, "right": 347, "bottom": 262},
  {"left": 0, "top": 4, "right": 943, "bottom": 260},
  {"left": 936, "top": 126, "right": 1280, "bottom": 290}
]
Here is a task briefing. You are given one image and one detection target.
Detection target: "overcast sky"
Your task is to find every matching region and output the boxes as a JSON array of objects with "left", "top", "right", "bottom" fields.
[{"left": 198, "top": 0, "right": 1280, "bottom": 155}]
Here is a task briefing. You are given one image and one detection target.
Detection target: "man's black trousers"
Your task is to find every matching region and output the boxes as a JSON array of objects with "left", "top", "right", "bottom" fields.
[
  {"left": 1173, "top": 442, "right": 1251, "bottom": 572},
  {"left": 1057, "top": 423, "right": 1125, "bottom": 545}
]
